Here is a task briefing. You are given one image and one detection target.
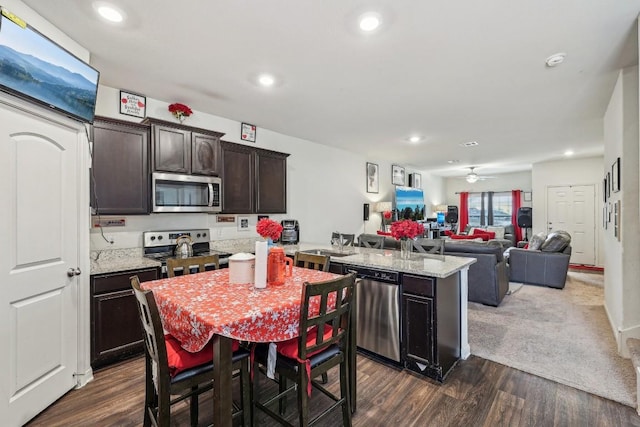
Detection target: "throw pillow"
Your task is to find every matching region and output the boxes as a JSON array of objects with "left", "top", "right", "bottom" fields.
[
  {"left": 540, "top": 230, "right": 571, "bottom": 252},
  {"left": 471, "top": 229, "right": 495, "bottom": 241},
  {"left": 486, "top": 226, "right": 505, "bottom": 240},
  {"left": 528, "top": 232, "right": 547, "bottom": 250}
]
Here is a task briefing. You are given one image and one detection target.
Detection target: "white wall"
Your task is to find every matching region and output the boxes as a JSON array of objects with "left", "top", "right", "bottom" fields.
[
  {"left": 531, "top": 156, "right": 604, "bottom": 264},
  {"left": 603, "top": 65, "right": 640, "bottom": 356},
  {"left": 92, "top": 85, "right": 446, "bottom": 249}
]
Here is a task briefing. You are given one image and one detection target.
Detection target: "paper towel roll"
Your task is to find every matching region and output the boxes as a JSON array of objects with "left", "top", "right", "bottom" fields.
[{"left": 254, "top": 241, "right": 268, "bottom": 289}]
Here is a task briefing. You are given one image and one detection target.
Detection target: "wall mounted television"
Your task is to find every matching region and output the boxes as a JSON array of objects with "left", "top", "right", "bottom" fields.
[
  {"left": 394, "top": 186, "right": 425, "bottom": 220},
  {"left": 0, "top": 11, "right": 100, "bottom": 123}
]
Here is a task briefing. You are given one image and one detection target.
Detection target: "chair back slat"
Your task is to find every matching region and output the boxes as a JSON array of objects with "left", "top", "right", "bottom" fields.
[
  {"left": 357, "top": 233, "right": 385, "bottom": 249},
  {"left": 331, "top": 232, "right": 355, "bottom": 247},
  {"left": 293, "top": 251, "right": 330, "bottom": 272},
  {"left": 298, "top": 273, "right": 355, "bottom": 359},
  {"left": 166, "top": 254, "right": 219, "bottom": 278},
  {"left": 412, "top": 238, "right": 445, "bottom": 255}
]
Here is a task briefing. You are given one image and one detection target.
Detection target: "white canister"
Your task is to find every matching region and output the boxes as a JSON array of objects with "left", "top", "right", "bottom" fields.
[{"left": 228, "top": 252, "right": 256, "bottom": 284}]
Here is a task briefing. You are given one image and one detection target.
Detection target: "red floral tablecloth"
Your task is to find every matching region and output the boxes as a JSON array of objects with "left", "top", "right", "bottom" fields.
[{"left": 141, "top": 267, "right": 340, "bottom": 352}]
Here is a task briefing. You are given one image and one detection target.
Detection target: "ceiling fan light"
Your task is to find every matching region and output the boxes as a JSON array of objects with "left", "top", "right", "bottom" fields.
[{"left": 466, "top": 173, "right": 479, "bottom": 183}]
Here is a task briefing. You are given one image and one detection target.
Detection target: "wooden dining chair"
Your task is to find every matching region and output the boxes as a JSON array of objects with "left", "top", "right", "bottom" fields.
[
  {"left": 412, "top": 238, "right": 445, "bottom": 255},
  {"left": 331, "top": 232, "right": 355, "bottom": 247},
  {"left": 252, "top": 273, "right": 356, "bottom": 427},
  {"left": 130, "top": 275, "right": 251, "bottom": 427},
  {"left": 293, "top": 251, "right": 330, "bottom": 272},
  {"left": 166, "top": 254, "right": 219, "bottom": 278},
  {"left": 357, "top": 233, "right": 385, "bottom": 249}
]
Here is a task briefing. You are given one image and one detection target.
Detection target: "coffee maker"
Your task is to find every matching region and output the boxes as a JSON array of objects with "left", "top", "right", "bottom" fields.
[{"left": 280, "top": 219, "right": 299, "bottom": 244}]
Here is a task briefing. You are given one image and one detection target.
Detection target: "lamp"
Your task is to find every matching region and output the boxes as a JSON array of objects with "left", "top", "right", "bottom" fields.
[
  {"left": 434, "top": 204, "right": 448, "bottom": 213},
  {"left": 375, "top": 201, "right": 393, "bottom": 231}
]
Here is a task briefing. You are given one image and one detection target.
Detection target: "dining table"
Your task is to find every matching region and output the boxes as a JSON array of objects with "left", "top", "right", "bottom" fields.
[{"left": 141, "top": 266, "right": 357, "bottom": 427}]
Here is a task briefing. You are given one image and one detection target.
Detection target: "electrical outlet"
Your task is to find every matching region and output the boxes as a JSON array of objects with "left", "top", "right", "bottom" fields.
[{"left": 93, "top": 217, "right": 126, "bottom": 228}]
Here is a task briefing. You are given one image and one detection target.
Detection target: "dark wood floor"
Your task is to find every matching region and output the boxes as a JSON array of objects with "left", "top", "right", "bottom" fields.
[{"left": 26, "top": 353, "right": 640, "bottom": 427}]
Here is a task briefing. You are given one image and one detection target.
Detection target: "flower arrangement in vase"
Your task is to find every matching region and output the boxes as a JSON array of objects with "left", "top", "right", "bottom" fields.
[
  {"left": 168, "top": 103, "right": 193, "bottom": 123},
  {"left": 390, "top": 219, "right": 425, "bottom": 258},
  {"left": 256, "top": 218, "right": 283, "bottom": 245}
]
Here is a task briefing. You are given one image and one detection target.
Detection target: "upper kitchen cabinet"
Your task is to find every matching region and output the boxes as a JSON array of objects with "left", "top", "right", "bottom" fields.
[
  {"left": 91, "top": 117, "right": 150, "bottom": 214},
  {"left": 143, "top": 118, "right": 224, "bottom": 176},
  {"left": 220, "top": 141, "right": 289, "bottom": 214}
]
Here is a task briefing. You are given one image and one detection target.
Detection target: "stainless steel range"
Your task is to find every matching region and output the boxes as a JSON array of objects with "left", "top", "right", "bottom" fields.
[{"left": 142, "top": 229, "right": 232, "bottom": 276}]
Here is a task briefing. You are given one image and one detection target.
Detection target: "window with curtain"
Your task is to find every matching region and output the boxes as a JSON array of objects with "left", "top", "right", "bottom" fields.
[{"left": 467, "top": 191, "right": 512, "bottom": 226}]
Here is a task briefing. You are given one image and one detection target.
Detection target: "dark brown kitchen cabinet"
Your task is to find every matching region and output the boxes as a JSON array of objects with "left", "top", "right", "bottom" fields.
[
  {"left": 220, "top": 140, "right": 289, "bottom": 214},
  {"left": 90, "top": 267, "right": 159, "bottom": 369},
  {"left": 90, "top": 117, "right": 150, "bottom": 214},
  {"left": 256, "top": 149, "right": 288, "bottom": 213},
  {"left": 143, "top": 117, "right": 224, "bottom": 176},
  {"left": 401, "top": 273, "right": 460, "bottom": 382}
]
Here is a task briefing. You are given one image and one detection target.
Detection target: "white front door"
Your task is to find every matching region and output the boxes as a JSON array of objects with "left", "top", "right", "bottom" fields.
[
  {"left": 547, "top": 185, "right": 596, "bottom": 265},
  {"left": 0, "top": 103, "right": 81, "bottom": 425}
]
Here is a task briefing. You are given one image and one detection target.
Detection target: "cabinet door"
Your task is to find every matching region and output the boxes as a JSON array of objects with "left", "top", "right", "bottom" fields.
[
  {"left": 221, "top": 142, "right": 254, "bottom": 213},
  {"left": 256, "top": 149, "right": 288, "bottom": 213},
  {"left": 153, "top": 125, "right": 190, "bottom": 173},
  {"left": 401, "top": 293, "right": 435, "bottom": 367},
  {"left": 91, "top": 119, "right": 149, "bottom": 214},
  {"left": 191, "top": 132, "right": 220, "bottom": 175},
  {"left": 91, "top": 268, "right": 158, "bottom": 368}
]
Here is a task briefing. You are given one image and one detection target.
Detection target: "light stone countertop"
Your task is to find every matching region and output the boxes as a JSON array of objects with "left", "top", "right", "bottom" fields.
[
  {"left": 89, "top": 239, "right": 476, "bottom": 278},
  {"left": 90, "top": 247, "right": 161, "bottom": 275}
]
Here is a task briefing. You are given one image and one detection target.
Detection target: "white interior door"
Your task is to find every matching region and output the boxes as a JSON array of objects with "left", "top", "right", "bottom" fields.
[
  {"left": 0, "top": 104, "right": 80, "bottom": 425},
  {"left": 547, "top": 185, "right": 596, "bottom": 265}
]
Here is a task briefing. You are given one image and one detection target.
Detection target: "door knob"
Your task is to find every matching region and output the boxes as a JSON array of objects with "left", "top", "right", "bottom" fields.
[{"left": 67, "top": 267, "right": 82, "bottom": 277}]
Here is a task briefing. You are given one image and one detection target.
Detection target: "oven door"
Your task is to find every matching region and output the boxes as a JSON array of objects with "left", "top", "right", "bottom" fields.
[{"left": 152, "top": 172, "right": 222, "bottom": 213}]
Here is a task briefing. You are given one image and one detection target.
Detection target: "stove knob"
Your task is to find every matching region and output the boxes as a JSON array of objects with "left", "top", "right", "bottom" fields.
[
  {"left": 197, "top": 233, "right": 201, "bottom": 238},
  {"left": 150, "top": 236, "right": 156, "bottom": 241},
  {"left": 158, "top": 236, "right": 163, "bottom": 240},
  {"left": 203, "top": 232, "right": 207, "bottom": 238}
]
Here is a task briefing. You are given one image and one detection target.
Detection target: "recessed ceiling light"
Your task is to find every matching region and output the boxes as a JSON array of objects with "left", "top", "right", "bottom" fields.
[
  {"left": 447, "top": 160, "right": 460, "bottom": 164},
  {"left": 460, "top": 141, "right": 478, "bottom": 147},
  {"left": 564, "top": 150, "right": 574, "bottom": 156},
  {"left": 359, "top": 13, "right": 381, "bottom": 32},
  {"left": 408, "top": 136, "right": 421, "bottom": 143},
  {"left": 95, "top": 3, "right": 124, "bottom": 23},
  {"left": 258, "top": 74, "right": 275, "bottom": 87},
  {"left": 546, "top": 52, "right": 566, "bottom": 67}
]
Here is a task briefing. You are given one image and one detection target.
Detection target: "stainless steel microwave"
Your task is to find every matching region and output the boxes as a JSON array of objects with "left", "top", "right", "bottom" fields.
[{"left": 152, "top": 172, "right": 222, "bottom": 213}]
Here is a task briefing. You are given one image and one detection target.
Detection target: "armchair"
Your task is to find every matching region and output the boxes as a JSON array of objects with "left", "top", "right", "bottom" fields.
[{"left": 508, "top": 245, "right": 572, "bottom": 289}]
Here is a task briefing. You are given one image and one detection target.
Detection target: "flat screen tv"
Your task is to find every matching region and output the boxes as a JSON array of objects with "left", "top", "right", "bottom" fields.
[
  {"left": 394, "top": 186, "right": 426, "bottom": 220},
  {"left": 0, "top": 12, "right": 100, "bottom": 123}
]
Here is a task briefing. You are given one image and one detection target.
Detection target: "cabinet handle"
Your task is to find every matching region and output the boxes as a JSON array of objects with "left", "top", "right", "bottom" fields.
[{"left": 208, "top": 183, "right": 214, "bottom": 207}]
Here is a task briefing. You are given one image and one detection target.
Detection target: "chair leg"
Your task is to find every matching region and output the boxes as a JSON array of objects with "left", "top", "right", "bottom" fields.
[
  {"left": 297, "top": 368, "right": 310, "bottom": 427},
  {"left": 240, "top": 358, "right": 252, "bottom": 427},
  {"left": 143, "top": 358, "right": 154, "bottom": 427},
  {"left": 278, "top": 375, "right": 288, "bottom": 415},
  {"left": 190, "top": 386, "right": 199, "bottom": 427},
  {"left": 340, "top": 360, "right": 352, "bottom": 427}
]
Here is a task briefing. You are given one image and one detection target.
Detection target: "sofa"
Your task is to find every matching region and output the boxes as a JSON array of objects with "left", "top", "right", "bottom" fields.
[
  {"left": 507, "top": 231, "right": 572, "bottom": 289},
  {"left": 443, "top": 240, "right": 509, "bottom": 306},
  {"left": 460, "top": 224, "right": 517, "bottom": 248}
]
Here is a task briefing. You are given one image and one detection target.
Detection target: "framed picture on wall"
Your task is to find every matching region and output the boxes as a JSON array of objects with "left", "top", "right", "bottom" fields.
[
  {"left": 603, "top": 176, "right": 608, "bottom": 202},
  {"left": 409, "top": 173, "right": 422, "bottom": 188},
  {"left": 366, "top": 162, "right": 379, "bottom": 193},
  {"left": 606, "top": 172, "right": 611, "bottom": 200},
  {"left": 611, "top": 157, "right": 620, "bottom": 193},
  {"left": 392, "top": 165, "right": 405, "bottom": 186}
]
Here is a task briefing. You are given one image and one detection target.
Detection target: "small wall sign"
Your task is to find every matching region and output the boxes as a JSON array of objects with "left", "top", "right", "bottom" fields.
[
  {"left": 120, "top": 90, "right": 146, "bottom": 118},
  {"left": 241, "top": 122, "right": 256, "bottom": 142}
]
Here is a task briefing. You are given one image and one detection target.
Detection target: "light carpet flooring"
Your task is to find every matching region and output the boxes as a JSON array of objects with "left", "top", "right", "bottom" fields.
[{"left": 468, "top": 271, "right": 636, "bottom": 407}]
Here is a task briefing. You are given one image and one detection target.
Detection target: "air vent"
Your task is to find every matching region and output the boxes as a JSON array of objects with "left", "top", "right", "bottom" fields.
[{"left": 460, "top": 141, "right": 478, "bottom": 147}]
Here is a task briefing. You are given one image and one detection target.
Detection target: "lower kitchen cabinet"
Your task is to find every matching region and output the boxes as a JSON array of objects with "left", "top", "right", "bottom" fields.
[
  {"left": 401, "top": 273, "right": 460, "bottom": 382},
  {"left": 90, "top": 267, "right": 159, "bottom": 369}
]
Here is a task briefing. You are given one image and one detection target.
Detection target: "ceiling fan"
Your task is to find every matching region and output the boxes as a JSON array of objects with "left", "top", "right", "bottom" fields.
[{"left": 462, "top": 167, "right": 495, "bottom": 183}]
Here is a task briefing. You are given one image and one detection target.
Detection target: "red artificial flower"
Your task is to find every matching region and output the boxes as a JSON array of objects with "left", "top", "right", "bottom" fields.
[
  {"left": 383, "top": 211, "right": 392, "bottom": 220},
  {"left": 390, "top": 220, "right": 425, "bottom": 240},
  {"left": 168, "top": 103, "right": 193, "bottom": 118},
  {"left": 256, "top": 218, "right": 283, "bottom": 241}
]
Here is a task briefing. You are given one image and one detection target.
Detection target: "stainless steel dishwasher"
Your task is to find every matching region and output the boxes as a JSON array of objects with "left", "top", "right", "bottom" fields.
[{"left": 347, "top": 265, "right": 401, "bottom": 363}]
